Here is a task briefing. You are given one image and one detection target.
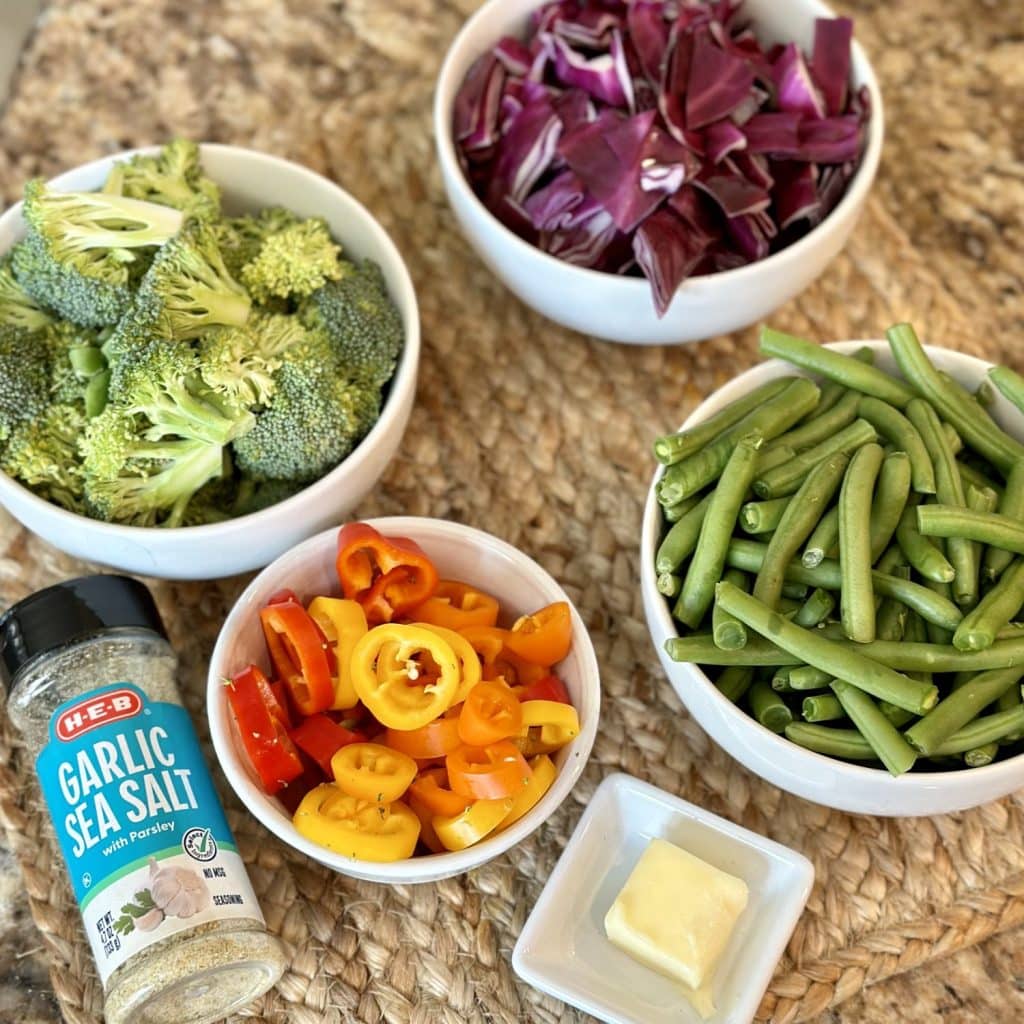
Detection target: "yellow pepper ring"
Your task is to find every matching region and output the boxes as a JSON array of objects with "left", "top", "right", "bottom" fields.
[
  {"left": 351, "top": 624, "right": 461, "bottom": 730},
  {"left": 433, "top": 796, "right": 514, "bottom": 852},
  {"left": 331, "top": 742, "right": 417, "bottom": 803},
  {"left": 516, "top": 700, "right": 581, "bottom": 756},
  {"left": 498, "top": 753, "right": 557, "bottom": 832},
  {"left": 292, "top": 784, "right": 420, "bottom": 862},
  {"left": 307, "top": 596, "right": 367, "bottom": 710},
  {"left": 417, "top": 623, "right": 481, "bottom": 704}
]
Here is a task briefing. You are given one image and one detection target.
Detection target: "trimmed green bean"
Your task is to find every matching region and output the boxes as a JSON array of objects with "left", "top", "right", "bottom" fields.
[
  {"left": 781, "top": 581, "right": 810, "bottom": 601},
  {"left": 887, "top": 323, "right": 1024, "bottom": 474},
  {"left": 802, "top": 694, "right": 845, "bottom": 723},
  {"left": 984, "top": 463, "right": 1024, "bottom": 582},
  {"left": 749, "top": 678, "right": 793, "bottom": 733},
  {"left": 715, "top": 666, "right": 754, "bottom": 703},
  {"left": 921, "top": 577, "right": 955, "bottom": 645},
  {"left": 904, "top": 665, "right": 1024, "bottom": 754},
  {"left": 655, "top": 495, "right": 713, "bottom": 574},
  {"left": 771, "top": 667, "right": 795, "bottom": 692},
  {"left": 874, "top": 543, "right": 908, "bottom": 576},
  {"left": 794, "top": 588, "right": 835, "bottom": 627},
  {"left": 876, "top": 598, "right": 908, "bottom": 642},
  {"left": 753, "top": 452, "right": 848, "bottom": 610},
  {"left": 857, "top": 396, "right": 936, "bottom": 495},
  {"left": 789, "top": 666, "right": 834, "bottom": 690},
  {"left": 958, "top": 459, "right": 1003, "bottom": 500},
  {"left": 657, "top": 572, "right": 681, "bottom": 598},
  {"left": 766, "top": 389, "right": 861, "bottom": 454},
  {"left": 663, "top": 493, "right": 703, "bottom": 523},
  {"left": 802, "top": 506, "right": 839, "bottom": 568},
  {"left": 830, "top": 679, "right": 917, "bottom": 774},
  {"left": 930, "top": 705, "right": 1024, "bottom": 755},
  {"left": 754, "top": 419, "right": 877, "bottom": 499},
  {"left": 714, "top": 581, "right": 938, "bottom": 713},
  {"left": 895, "top": 507, "right": 955, "bottom": 582},
  {"left": 712, "top": 568, "right": 749, "bottom": 650},
  {"left": 961, "top": 483, "right": 999, "bottom": 608},
  {"left": 805, "top": 378, "right": 846, "bottom": 420},
  {"left": 943, "top": 422, "right": 964, "bottom": 456},
  {"left": 761, "top": 329, "right": 915, "bottom": 406},
  {"left": 879, "top": 701, "right": 916, "bottom": 728},
  {"left": 784, "top": 723, "right": 877, "bottom": 760},
  {"left": 659, "top": 379, "right": 820, "bottom": 505},
  {"left": 675, "top": 436, "right": 763, "bottom": 628},
  {"left": 757, "top": 444, "right": 797, "bottom": 474},
  {"left": 868, "top": 452, "right": 912, "bottom": 563},
  {"left": 987, "top": 364, "right": 1024, "bottom": 417},
  {"left": 653, "top": 378, "right": 794, "bottom": 465},
  {"left": 964, "top": 742, "right": 999, "bottom": 768},
  {"left": 739, "top": 496, "right": 791, "bottom": 534},
  {"left": 918, "top": 505, "right": 1024, "bottom": 556},
  {"left": 953, "top": 558, "right": 1024, "bottom": 651},
  {"left": 839, "top": 443, "right": 885, "bottom": 643}
]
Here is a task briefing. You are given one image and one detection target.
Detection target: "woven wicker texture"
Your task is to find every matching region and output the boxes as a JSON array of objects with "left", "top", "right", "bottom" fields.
[{"left": 1, "top": 1, "right": 1023, "bottom": 1022}]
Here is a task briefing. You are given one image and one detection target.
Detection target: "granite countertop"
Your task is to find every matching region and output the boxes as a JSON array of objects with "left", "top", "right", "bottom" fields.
[{"left": 0, "top": 0, "right": 1022, "bottom": 1021}]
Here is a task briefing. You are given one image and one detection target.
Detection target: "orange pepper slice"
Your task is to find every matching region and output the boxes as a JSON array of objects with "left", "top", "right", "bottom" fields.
[
  {"left": 505, "top": 602, "right": 572, "bottom": 666},
  {"left": 385, "top": 717, "right": 462, "bottom": 760},
  {"left": 458, "top": 680, "right": 523, "bottom": 747},
  {"left": 407, "top": 766, "right": 472, "bottom": 818},
  {"left": 447, "top": 741, "right": 532, "bottom": 800},
  {"left": 406, "top": 580, "right": 500, "bottom": 631}
]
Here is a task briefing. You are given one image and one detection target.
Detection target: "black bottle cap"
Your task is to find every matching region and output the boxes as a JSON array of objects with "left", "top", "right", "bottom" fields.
[{"left": 0, "top": 575, "right": 168, "bottom": 693}]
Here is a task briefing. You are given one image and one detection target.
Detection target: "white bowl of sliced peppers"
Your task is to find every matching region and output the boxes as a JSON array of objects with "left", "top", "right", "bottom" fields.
[{"left": 207, "top": 516, "right": 600, "bottom": 883}]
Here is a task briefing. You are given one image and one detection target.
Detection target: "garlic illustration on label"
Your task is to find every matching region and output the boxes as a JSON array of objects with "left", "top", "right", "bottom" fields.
[{"left": 113, "top": 859, "right": 212, "bottom": 935}]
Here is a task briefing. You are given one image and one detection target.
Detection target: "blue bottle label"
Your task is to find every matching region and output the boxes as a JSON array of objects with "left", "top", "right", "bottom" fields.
[{"left": 36, "top": 682, "right": 263, "bottom": 984}]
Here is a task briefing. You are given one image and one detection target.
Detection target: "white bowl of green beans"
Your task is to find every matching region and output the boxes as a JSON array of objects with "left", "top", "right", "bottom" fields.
[{"left": 641, "top": 329, "right": 1024, "bottom": 816}]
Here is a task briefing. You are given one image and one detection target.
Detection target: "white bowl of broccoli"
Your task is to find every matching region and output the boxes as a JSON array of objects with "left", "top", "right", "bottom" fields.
[{"left": 0, "top": 142, "right": 420, "bottom": 579}]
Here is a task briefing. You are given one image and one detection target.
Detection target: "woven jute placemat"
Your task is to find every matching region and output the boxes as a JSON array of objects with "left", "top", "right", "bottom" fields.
[{"left": 2, "top": 2, "right": 1023, "bottom": 1023}]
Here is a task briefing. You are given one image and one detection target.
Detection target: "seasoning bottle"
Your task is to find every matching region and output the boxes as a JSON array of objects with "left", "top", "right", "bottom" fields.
[{"left": 0, "top": 575, "right": 286, "bottom": 1024}]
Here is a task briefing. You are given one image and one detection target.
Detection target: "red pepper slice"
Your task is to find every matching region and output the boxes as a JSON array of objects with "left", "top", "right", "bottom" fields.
[
  {"left": 268, "top": 680, "right": 295, "bottom": 728},
  {"left": 224, "top": 665, "right": 304, "bottom": 795},
  {"left": 268, "top": 587, "right": 301, "bottom": 606},
  {"left": 336, "top": 522, "right": 439, "bottom": 624},
  {"left": 289, "top": 713, "right": 367, "bottom": 776},
  {"left": 517, "top": 674, "right": 572, "bottom": 705},
  {"left": 260, "top": 599, "right": 334, "bottom": 716}
]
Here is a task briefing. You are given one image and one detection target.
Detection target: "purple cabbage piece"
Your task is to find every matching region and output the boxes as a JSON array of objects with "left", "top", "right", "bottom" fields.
[
  {"left": 729, "top": 150, "right": 774, "bottom": 191},
  {"left": 772, "top": 42, "right": 826, "bottom": 118},
  {"left": 638, "top": 126, "right": 701, "bottom": 193},
  {"left": 553, "top": 88, "right": 597, "bottom": 134},
  {"left": 725, "top": 212, "right": 771, "bottom": 262},
  {"left": 494, "top": 36, "right": 533, "bottom": 76},
  {"left": 812, "top": 17, "right": 853, "bottom": 115},
  {"left": 627, "top": 0, "right": 670, "bottom": 83},
  {"left": 659, "top": 23, "right": 693, "bottom": 144},
  {"left": 773, "top": 161, "right": 820, "bottom": 229},
  {"left": 549, "top": 30, "right": 634, "bottom": 108},
  {"left": 685, "top": 27, "right": 755, "bottom": 129},
  {"left": 500, "top": 92, "right": 524, "bottom": 135},
  {"left": 694, "top": 166, "right": 770, "bottom": 217},
  {"left": 632, "top": 207, "right": 709, "bottom": 316},
  {"left": 742, "top": 111, "right": 802, "bottom": 155},
  {"left": 487, "top": 91, "right": 563, "bottom": 206},
  {"left": 542, "top": 208, "right": 623, "bottom": 267},
  {"left": 554, "top": 7, "right": 622, "bottom": 47},
  {"left": 704, "top": 119, "right": 747, "bottom": 162},
  {"left": 523, "top": 170, "right": 597, "bottom": 231},
  {"left": 797, "top": 115, "right": 861, "bottom": 163},
  {"left": 454, "top": 53, "right": 506, "bottom": 151}
]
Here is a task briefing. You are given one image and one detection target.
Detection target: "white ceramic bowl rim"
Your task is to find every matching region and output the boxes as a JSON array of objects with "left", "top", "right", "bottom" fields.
[
  {"left": 434, "top": 0, "right": 885, "bottom": 296},
  {"left": 646, "top": 341, "right": 1024, "bottom": 790},
  {"left": 0, "top": 143, "right": 420, "bottom": 540},
  {"left": 208, "top": 516, "right": 602, "bottom": 880}
]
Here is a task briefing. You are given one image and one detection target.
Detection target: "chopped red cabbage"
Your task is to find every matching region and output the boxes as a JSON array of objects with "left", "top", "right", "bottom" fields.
[{"left": 453, "top": 0, "right": 869, "bottom": 317}]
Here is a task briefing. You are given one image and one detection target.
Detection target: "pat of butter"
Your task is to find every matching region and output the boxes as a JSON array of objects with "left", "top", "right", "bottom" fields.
[{"left": 604, "top": 838, "right": 748, "bottom": 1018}]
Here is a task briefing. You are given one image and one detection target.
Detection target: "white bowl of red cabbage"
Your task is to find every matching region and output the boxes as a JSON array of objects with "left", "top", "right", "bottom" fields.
[
  {"left": 435, "top": 0, "right": 883, "bottom": 344},
  {"left": 0, "top": 142, "right": 419, "bottom": 579}
]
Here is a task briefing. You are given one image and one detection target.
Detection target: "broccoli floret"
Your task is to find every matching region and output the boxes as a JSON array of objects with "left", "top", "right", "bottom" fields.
[
  {"left": 42, "top": 320, "right": 107, "bottom": 408},
  {"left": 232, "top": 353, "right": 380, "bottom": 483},
  {"left": 81, "top": 407, "right": 228, "bottom": 527},
  {"left": 198, "top": 326, "right": 281, "bottom": 407},
  {"left": 0, "top": 327, "right": 51, "bottom": 444},
  {"left": 240, "top": 218, "right": 342, "bottom": 303},
  {"left": 214, "top": 207, "right": 302, "bottom": 279},
  {"left": 104, "top": 140, "right": 221, "bottom": 221},
  {"left": 0, "top": 258, "right": 54, "bottom": 331},
  {"left": 133, "top": 220, "right": 251, "bottom": 340},
  {"left": 1, "top": 403, "right": 87, "bottom": 512},
  {"left": 305, "top": 259, "right": 403, "bottom": 387}
]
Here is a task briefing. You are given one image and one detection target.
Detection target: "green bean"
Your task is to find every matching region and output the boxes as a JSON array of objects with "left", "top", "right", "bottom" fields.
[
  {"left": 794, "top": 588, "right": 835, "bottom": 627},
  {"left": 953, "top": 558, "right": 1024, "bottom": 651},
  {"left": 771, "top": 667, "right": 796, "bottom": 692},
  {"left": 987, "top": 365, "right": 1024, "bottom": 417},
  {"left": 714, "top": 581, "right": 938, "bottom": 713},
  {"left": 657, "top": 572, "right": 682, "bottom": 598},
  {"left": 874, "top": 543, "right": 907, "bottom": 576},
  {"left": 917, "top": 505, "right": 1024, "bottom": 556},
  {"left": 920, "top": 577, "right": 955, "bottom": 645},
  {"left": 766, "top": 389, "right": 861, "bottom": 453},
  {"left": 753, "top": 452, "right": 848, "bottom": 610},
  {"left": 753, "top": 419, "right": 877, "bottom": 499},
  {"left": 665, "top": 634, "right": 792, "bottom": 666},
  {"left": 784, "top": 723, "right": 877, "bottom": 760},
  {"left": 757, "top": 444, "right": 797, "bottom": 474},
  {"left": 895, "top": 507, "right": 955, "bottom": 582},
  {"left": 983, "top": 462, "right": 1024, "bottom": 582},
  {"left": 675, "top": 436, "right": 763, "bottom": 628},
  {"left": 958, "top": 459, "right": 1003, "bottom": 500},
  {"left": 781, "top": 581, "right": 809, "bottom": 601},
  {"left": 802, "top": 694, "right": 845, "bottom": 722},
  {"left": 856, "top": 396, "right": 936, "bottom": 495},
  {"left": 961, "top": 483, "right": 999, "bottom": 607},
  {"left": 659, "top": 379, "right": 820, "bottom": 504},
  {"left": 975, "top": 379, "right": 996, "bottom": 409},
  {"left": 805, "top": 378, "right": 847, "bottom": 420},
  {"left": 839, "top": 443, "right": 885, "bottom": 643},
  {"left": 887, "top": 323, "right": 1024, "bottom": 475},
  {"left": 904, "top": 665, "right": 1024, "bottom": 754},
  {"left": 996, "top": 684, "right": 1024, "bottom": 741},
  {"left": 830, "top": 679, "right": 917, "bottom": 774},
  {"left": 964, "top": 742, "right": 999, "bottom": 768},
  {"left": 653, "top": 378, "right": 794, "bottom": 465},
  {"left": 802, "top": 507, "right": 839, "bottom": 568},
  {"left": 739, "top": 496, "right": 791, "bottom": 534},
  {"left": 930, "top": 705, "right": 1024, "bottom": 755},
  {"left": 789, "top": 665, "right": 834, "bottom": 690},
  {"left": 655, "top": 495, "right": 713, "bottom": 574},
  {"left": 715, "top": 666, "right": 754, "bottom": 703},
  {"left": 712, "top": 568, "right": 749, "bottom": 650},
  {"left": 879, "top": 701, "right": 916, "bottom": 728},
  {"left": 906, "top": 399, "right": 976, "bottom": 606},
  {"left": 868, "top": 452, "right": 912, "bottom": 563},
  {"left": 943, "top": 422, "right": 964, "bottom": 456},
  {"left": 761, "top": 328, "right": 915, "bottom": 406},
  {"left": 749, "top": 678, "right": 793, "bottom": 733},
  {"left": 876, "top": 598, "right": 908, "bottom": 642},
  {"left": 663, "top": 493, "right": 703, "bottom": 523}
]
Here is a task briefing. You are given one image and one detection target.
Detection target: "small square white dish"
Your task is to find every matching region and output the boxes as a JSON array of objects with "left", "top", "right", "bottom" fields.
[{"left": 512, "top": 773, "right": 814, "bottom": 1024}]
